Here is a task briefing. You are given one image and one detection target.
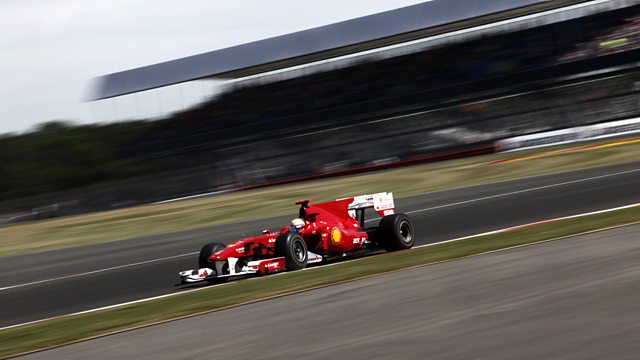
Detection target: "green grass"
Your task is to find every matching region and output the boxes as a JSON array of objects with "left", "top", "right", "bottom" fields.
[
  {"left": 1, "top": 205, "right": 638, "bottom": 358},
  {"left": 1, "top": 136, "right": 639, "bottom": 256}
]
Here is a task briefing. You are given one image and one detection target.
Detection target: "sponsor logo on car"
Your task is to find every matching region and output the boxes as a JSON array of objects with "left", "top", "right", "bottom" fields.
[
  {"left": 307, "top": 253, "right": 323, "bottom": 263},
  {"left": 331, "top": 227, "right": 341, "bottom": 243},
  {"left": 265, "top": 261, "right": 280, "bottom": 269}
]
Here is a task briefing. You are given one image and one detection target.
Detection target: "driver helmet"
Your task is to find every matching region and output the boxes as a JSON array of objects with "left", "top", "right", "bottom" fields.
[{"left": 291, "top": 218, "right": 305, "bottom": 231}]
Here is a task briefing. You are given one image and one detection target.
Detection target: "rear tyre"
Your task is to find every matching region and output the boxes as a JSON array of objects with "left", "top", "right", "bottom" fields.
[
  {"left": 275, "top": 232, "right": 308, "bottom": 270},
  {"left": 378, "top": 213, "right": 415, "bottom": 252},
  {"left": 198, "top": 243, "right": 229, "bottom": 283}
]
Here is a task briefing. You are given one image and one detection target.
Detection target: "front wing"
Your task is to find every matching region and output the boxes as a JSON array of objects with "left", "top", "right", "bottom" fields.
[{"left": 178, "top": 251, "right": 323, "bottom": 284}]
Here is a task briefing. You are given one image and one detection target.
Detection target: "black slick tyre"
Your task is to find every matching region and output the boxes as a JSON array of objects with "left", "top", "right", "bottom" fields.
[
  {"left": 198, "top": 242, "right": 228, "bottom": 283},
  {"left": 378, "top": 213, "right": 415, "bottom": 251},
  {"left": 275, "top": 232, "right": 308, "bottom": 270},
  {"left": 199, "top": 242, "right": 226, "bottom": 268}
]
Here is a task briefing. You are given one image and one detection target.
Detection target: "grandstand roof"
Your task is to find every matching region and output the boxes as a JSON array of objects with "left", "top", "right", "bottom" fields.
[{"left": 91, "top": 0, "right": 586, "bottom": 100}]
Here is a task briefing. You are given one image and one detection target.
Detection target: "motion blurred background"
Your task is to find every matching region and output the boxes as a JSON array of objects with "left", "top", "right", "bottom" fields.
[{"left": 2, "top": 0, "right": 640, "bottom": 223}]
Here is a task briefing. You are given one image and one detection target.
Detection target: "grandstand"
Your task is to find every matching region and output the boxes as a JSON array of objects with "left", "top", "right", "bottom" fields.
[
  {"left": 110, "top": 0, "right": 640, "bottom": 181},
  {"left": 4, "top": 0, "right": 640, "bottom": 221}
]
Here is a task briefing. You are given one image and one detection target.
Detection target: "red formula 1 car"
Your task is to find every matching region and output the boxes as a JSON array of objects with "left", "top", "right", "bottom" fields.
[{"left": 178, "top": 192, "right": 414, "bottom": 285}]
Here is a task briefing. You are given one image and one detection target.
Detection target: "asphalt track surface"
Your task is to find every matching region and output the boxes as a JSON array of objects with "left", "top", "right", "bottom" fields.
[
  {"left": 17, "top": 223, "right": 640, "bottom": 359},
  {"left": 1, "top": 161, "right": 640, "bottom": 328}
]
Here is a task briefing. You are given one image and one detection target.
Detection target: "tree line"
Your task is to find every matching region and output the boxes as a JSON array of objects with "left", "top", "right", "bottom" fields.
[{"left": 0, "top": 120, "right": 153, "bottom": 202}]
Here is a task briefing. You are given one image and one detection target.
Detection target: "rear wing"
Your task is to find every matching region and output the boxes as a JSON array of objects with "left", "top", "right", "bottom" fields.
[
  {"left": 310, "top": 192, "right": 395, "bottom": 226},
  {"left": 344, "top": 192, "right": 395, "bottom": 218}
]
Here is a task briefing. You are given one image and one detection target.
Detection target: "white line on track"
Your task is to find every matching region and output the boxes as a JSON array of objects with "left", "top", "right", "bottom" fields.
[
  {"left": 362, "top": 167, "right": 640, "bottom": 222},
  {"left": 2, "top": 167, "right": 639, "bottom": 293},
  {"left": 2, "top": 202, "right": 637, "bottom": 332},
  {"left": 0, "top": 252, "right": 198, "bottom": 292},
  {"left": 404, "top": 167, "right": 640, "bottom": 214},
  {"left": 410, "top": 202, "right": 640, "bottom": 248}
]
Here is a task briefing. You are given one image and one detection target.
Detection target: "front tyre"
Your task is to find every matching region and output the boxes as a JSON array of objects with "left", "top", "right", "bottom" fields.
[
  {"left": 198, "top": 242, "right": 229, "bottom": 283},
  {"left": 379, "top": 213, "right": 415, "bottom": 251},
  {"left": 275, "top": 232, "right": 308, "bottom": 270},
  {"left": 198, "top": 242, "right": 227, "bottom": 268}
]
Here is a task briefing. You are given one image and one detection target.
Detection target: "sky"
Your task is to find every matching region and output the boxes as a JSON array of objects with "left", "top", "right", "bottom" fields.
[{"left": 0, "top": 0, "right": 429, "bottom": 135}]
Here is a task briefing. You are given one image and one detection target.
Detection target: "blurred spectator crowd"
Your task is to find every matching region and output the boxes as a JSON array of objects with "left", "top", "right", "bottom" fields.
[
  {"left": 120, "top": 5, "right": 640, "bottom": 179},
  {"left": 4, "top": 4, "right": 640, "bottom": 221},
  {"left": 559, "top": 14, "right": 640, "bottom": 62}
]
